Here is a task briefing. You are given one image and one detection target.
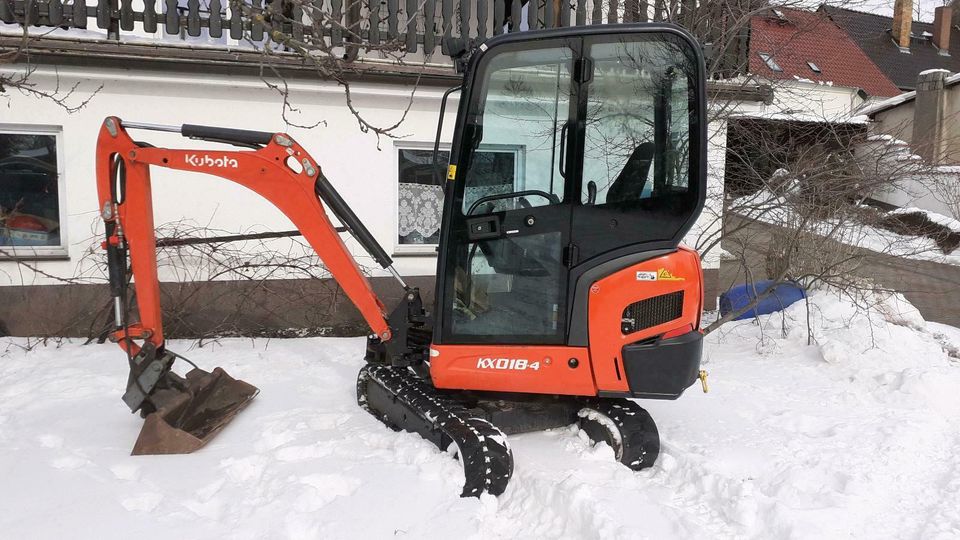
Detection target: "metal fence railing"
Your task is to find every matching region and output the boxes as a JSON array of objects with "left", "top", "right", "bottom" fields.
[{"left": 1, "top": 0, "right": 747, "bottom": 72}]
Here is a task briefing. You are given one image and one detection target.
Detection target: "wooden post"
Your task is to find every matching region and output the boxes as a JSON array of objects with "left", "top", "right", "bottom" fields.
[
  {"left": 477, "top": 0, "right": 487, "bottom": 40},
  {"left": 186, "top": 0, "right": 200, "bottom": 36},
  {"left": 387, "top": 0, "right": 398, "bottom": 39},
  {"left": 424, "top": 0, "right": 436, "bottom": 53},
  {"left": 250, "top": 0, "right": 263, "bottom": 41},
  {"left": 405, "top": 0, "right": 417, "bottom": 52},
  {"left": 120, "top": 0, "right": 133, "bottom": 30},
  {"left": 208, "top": 0, "right": 222, "bottom": 37},
  {"left": 368, "top": 0, "right": 380, "bottom": 43},
  {"left": 143, "top": 0, "right": 157, "bottom": 32},
  {"left": 331, "top": 0, "right": 343, "bottom": 45}
]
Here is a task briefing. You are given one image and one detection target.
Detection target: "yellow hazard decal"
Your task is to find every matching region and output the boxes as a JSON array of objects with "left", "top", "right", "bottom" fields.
[
  {"left": 447, "top": 164, "right": 457, "bottom": 180},
  {"left": 657, "top": 268, "right": 685, "bottom": 281}
]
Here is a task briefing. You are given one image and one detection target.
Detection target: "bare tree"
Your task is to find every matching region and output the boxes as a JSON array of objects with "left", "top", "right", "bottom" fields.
[
  {"left": 696, "top": 109, "right": 960, "bottom": 336},
  {"left": 0, "top": 19, "right": 100, "bottom": 110}
]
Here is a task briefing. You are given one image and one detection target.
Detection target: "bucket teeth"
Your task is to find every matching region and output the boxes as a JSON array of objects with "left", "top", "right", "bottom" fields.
[{"left": 131, "top": 367, "right": 258, "bottom": 455}]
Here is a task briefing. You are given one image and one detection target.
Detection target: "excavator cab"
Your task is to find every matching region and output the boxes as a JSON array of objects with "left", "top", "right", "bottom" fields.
[
  {"left": 425, "top": 26, "right": 706, "bottom": 396},
  {"left": 94, "top": 24, "right": 706, "bottom": 497}
]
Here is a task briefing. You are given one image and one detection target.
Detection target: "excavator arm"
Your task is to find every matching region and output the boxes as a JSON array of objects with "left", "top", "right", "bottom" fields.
[
  {"left": 96, "top": 117, "right": 394, "bottom": 345},
  {"left": 95, "top": 117, "right": 399, "bottom": 453}
]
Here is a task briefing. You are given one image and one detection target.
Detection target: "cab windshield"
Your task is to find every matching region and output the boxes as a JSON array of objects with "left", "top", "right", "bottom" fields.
[{"left": 440, "top": 31, "right": 702, "bottom": 345}]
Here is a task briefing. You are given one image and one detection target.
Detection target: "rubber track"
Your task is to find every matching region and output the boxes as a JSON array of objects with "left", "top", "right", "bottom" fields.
[
  {"left": 357, "top": 364, "right": 514, "bottom": 497},
  {"left": 580, "top": 399, "right": 660, "bottom": 470}
]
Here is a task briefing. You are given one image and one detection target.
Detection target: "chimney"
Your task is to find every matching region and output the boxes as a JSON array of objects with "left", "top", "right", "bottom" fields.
[
  {"left": 892, "top": 0, "right": 913, "bottom": 50},
  {"left": 912, "top": 70, "right": 949, "bottom": 164},
  {"left": 933, "top": 6, "right": 952, "bottom": 53}
]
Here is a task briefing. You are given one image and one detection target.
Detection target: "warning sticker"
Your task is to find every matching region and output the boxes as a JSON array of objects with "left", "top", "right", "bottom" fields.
[
  {"left": 657, "top": 268, "right": 685, "bottom": 281},
  {"left": 447, "top": 164, "right": 457, "bottom": 180},
  {"left": 636, "top": 269, "right": 686, "bottom": 281},
  {"left": 636, "top": 271, "right": 657, "bottom": 281}
]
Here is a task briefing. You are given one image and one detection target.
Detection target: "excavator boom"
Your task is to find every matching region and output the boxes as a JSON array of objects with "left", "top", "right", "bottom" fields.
[{"left": 95, "top": 118, "right": 399, "bottom": 453}]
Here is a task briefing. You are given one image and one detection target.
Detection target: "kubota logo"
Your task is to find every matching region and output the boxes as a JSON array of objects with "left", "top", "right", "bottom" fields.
[
  {"left": 476, "top": 357, "right": 541, "bottom": 371},
  {"left": 185, "top": 154, "right": 239, "bottom": 168}
]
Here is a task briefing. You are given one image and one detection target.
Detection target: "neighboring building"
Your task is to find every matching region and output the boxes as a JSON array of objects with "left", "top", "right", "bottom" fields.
[
  {"left": 0, "top": 1, "right": 765, "bottom": 335},
  {"left": 724, "top": 7, "right": 888, "bottom": 201},
  {"left": 860, "top": 69, "right": 960, "bottom": 164},
  {"left": 823, "top": 3, "right": 960, "bottom": 91},
  {"left": 750, "top": 7, "right": 900, "bottom": 104},
  {"left": 741, "top": 3, "right": 960, "bottom": 221},
  {"left": 857, "top": 69, "right": 960, "bottom": 217}
]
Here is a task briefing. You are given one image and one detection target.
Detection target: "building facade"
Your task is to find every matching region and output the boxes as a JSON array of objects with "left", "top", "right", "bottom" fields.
[{"left": 0, "top": 1, "right": 767, "bottom": 336}]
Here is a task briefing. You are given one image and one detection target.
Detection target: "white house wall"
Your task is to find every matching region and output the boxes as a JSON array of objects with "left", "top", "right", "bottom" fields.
[
  {"left": 684, "top": 117, "right": 726, "bottom": 269},
  {"left": 1, "top": 64, "right": 457, "bottom": 285},
  {"left": 762, "top": 80, "right": 866, "bottom": 120},
  {"left": 0, "top": 63, "right": 725, "bottom": 288}
]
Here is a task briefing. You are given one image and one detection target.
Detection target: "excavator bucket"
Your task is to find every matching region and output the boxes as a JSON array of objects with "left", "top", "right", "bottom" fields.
[{"left": 131, "top": 367, "right": 258, "bottom": 455}]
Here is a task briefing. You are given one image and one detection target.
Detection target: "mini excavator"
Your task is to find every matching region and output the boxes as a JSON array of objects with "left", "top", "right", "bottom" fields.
[{"left": 95, "top": 24, "right": 708, "bottom": 496}]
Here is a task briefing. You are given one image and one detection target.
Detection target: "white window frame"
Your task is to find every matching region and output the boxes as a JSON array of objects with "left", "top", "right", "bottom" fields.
[
  {"left": 394, "top": 141, "right": 525, "bottom": 256},
  {"left": 759, "top": 52, "right": 783, "bottom": 73},
  {"left": 0, "top": 125, "right": 68, "bottom": 260}
]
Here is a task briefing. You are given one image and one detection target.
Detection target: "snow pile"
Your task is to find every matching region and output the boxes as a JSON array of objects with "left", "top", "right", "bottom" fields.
[{"left": 1, "top": 291, "right": 959, "bottom": 539}]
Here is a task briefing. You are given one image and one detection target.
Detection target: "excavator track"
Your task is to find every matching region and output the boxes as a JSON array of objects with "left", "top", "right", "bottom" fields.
[
  {"left": 577, "top": 399, "right": 660, "bottom": 470},
  {"left": 357, "top": 364, "right": 514, "bottom": 497}
]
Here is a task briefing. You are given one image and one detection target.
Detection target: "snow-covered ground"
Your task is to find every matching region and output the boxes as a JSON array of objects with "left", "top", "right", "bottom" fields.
[
  {"left": 730, "top": 187, "right": 960, "bottom": 266},
  {"left": 1, "top": 291, "right": 959, "bottom": 539}
]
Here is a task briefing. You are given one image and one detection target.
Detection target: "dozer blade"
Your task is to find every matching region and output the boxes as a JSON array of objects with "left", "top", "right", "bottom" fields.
[{"left": 131, "top": 367, "right": 258, "bottom": 455}]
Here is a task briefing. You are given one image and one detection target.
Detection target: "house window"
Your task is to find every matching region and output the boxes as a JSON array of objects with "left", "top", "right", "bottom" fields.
[
  {"left": 758, "top": 52, "right": 783, "bottom": 72},
  {"left": 807, "top": 61, "right": 821, "bottom": 73},
  {"left": 0, "top": 128, "right": 66, "bottom": 257},
  {"left": 397, "top": 145, "right": 520, "bottom": 252}
]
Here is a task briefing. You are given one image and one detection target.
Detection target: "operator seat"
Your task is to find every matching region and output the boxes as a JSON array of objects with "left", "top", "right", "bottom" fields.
[{"left": 606, "top": 141, "right": 655, "bottom": 204}]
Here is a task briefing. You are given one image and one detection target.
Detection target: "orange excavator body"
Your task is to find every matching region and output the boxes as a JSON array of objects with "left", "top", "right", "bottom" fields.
[
  {"left": 96, "top": 117, "right": 703, "bottom": 404},
  {"left": 95, "top": 24, "right": 708, "bottom": 495},
  {"left": 429, "top": 247, "right": 703, "bottom": 396}
]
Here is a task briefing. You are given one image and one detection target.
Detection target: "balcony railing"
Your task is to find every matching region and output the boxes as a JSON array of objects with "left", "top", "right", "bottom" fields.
[{"left": 2, "top": 0, "right": 747, "bottom": 74}]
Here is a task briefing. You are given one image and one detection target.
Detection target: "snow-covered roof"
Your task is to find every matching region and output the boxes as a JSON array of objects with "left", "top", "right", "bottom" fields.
[
  {"left": 857, "top": 71, "right": 960, "bottom": 117},
  {"left": 731, "top": 110, "right": 870, "bottom": 124},
  {"left": 749, "top": 8, "right": 901, "bottom": 98}
]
